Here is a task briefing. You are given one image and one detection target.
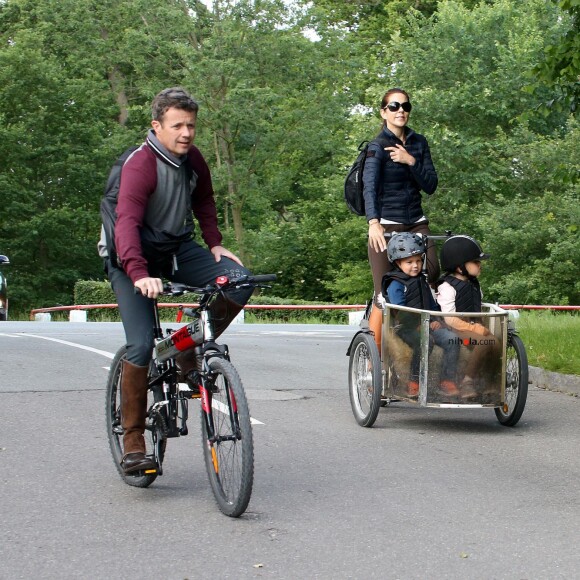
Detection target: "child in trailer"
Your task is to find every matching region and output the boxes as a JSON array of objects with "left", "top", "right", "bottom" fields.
[
  {"left": 436, "top": 235, "right": 501, "bottom": 401},
  {"left": 382, "top": 233, "right": 461, "bottom": 399}
]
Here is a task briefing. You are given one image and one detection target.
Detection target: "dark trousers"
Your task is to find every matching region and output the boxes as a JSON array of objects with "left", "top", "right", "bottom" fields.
[{"left": 107, "top": 240, "right": 252, "bottom": 366}]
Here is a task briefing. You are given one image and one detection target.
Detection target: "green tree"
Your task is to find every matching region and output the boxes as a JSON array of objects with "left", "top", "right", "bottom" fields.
[
  {"left": 312, "top": 0, "right": 579, "bottom": 305},
  {"left": 0, "top": 0, "right": 200, "bottom": 309},
  {"left": 182, "top": 0, "right": 353, "bottom": 265},
  {"left": 1, "top": 0, "right": 578, "bottom": 312},
  {"left": 476, "top": 119, "right": 580, "bottom": 304},
  {"left": 533, "top": 0, "right": 580, "bottom": 113}
]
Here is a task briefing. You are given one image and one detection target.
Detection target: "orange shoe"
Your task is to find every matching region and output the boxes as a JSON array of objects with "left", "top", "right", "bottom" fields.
[
  {"left": 407, "top": 380, "right": 419, "bottom": 397},
  {"left": 439, "top": 380, "right": 460, "bottom": 396}
]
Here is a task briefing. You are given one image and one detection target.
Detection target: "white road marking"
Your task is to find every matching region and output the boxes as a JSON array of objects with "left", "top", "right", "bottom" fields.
[
  {"left": 14, "top": 334, "right": 265, "bottom": 424},
  {"left": 15, "top": 333, "right": 115, "bottom": 359},
  {"left": 212, "top": 398, "right": 264, "bottom": 425}
]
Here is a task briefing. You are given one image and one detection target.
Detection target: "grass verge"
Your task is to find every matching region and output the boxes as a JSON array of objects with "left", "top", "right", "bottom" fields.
[{"left": 514, "top": 311, "right": 579, "bottom": 376}]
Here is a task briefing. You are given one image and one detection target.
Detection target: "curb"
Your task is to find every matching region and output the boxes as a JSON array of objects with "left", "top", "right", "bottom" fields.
[{"left": 529, "top": 366, "right": 580, "bottom": 398}]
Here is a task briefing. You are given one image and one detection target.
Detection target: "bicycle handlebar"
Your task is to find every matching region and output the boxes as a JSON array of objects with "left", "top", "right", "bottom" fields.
[
  {"left": 162, "top": 274, "right": 277, "bottom": 297},
  {"left": 247, "top": 274, "right": 278, "bottom": 283},
  {"left": 382, "top": 230, "right": 454, "bottom": 242},
  {"left": 133, "top": 274, "right": 277, "bottom": 299}
]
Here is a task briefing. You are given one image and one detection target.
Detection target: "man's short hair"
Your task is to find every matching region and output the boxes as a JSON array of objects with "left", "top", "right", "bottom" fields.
[{"left": 151, "top": 87, "right": 199, "bottom": 122}]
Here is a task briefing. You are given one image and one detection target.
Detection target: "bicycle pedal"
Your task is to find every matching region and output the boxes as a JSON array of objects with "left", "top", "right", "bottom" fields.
[
  {"left": 178, "top": 382, "right": 201, "bottom": 398},
  {"left": 128, "top": 466, "right": 158, "bottom": 476}
]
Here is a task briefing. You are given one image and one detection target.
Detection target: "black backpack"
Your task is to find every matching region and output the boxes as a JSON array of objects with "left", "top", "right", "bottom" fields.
[
  {"left": 100, "top": 145, "right": 139, "bottom": 268},
  {"left": 344, "top": 137, "right": 392, "bottom": 216}
]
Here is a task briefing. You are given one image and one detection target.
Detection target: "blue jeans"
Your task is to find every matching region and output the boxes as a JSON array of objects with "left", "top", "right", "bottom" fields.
[
  {"left": 431, "top": 327, "right": 461, "bottom": 382},
  {"left": 397, "top": 326, "right": 460, "bottom": 383}
]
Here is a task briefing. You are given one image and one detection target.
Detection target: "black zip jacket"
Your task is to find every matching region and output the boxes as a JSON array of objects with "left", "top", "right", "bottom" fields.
[
  {"left": 362, "top": 126, "right": 438, "bottom": 224},
  {"left": 382, "top": 270, "right": 435, "bottom": 310}
]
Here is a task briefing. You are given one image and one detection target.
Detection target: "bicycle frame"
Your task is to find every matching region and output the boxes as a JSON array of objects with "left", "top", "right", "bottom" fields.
[
  {"left": 144, "top": 275, "right": 274, "bottom": 469},
  {"left": 146, "top": 293, "right": 224, "bottom": 446}
]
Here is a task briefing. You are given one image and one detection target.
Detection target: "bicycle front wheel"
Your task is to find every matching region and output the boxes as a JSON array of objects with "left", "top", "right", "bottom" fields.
[
  {"left": 348, "top": 332, "right": 382, "bottom": 427},
  {"left": 105, "top": 346, "right": 164, "bottom": 488},
  {"left": 201, "top": 357, "right": 254, "bottom": 517},
  {"left": 495, "top": 334, "right": 528, "bottom": 427}
]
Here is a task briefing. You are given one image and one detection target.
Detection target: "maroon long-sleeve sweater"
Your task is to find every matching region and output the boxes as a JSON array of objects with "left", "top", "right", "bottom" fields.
[{"left": 115, "top": 137, "right": 222, "bottom": 283}]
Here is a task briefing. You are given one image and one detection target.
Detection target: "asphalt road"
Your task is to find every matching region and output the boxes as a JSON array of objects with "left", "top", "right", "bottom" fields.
[{"left": 1, "top": 321, "right": 579, "bottom": 579}]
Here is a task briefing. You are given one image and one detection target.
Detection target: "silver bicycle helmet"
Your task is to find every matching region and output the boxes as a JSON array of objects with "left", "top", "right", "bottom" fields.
[
  {"left": 440, "top": 235, "right": 490, "bottom": 272},
  {"left": 387, "top": 232, "right": 426, "bottom": 263}
]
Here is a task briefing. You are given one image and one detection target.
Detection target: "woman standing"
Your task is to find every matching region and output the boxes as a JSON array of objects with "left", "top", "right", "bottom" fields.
[{"left": 362, "top": 88, "right": 439, "bottom": 349}]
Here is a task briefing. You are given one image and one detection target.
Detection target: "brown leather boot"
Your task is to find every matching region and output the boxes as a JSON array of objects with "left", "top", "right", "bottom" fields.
[
  {"left": 120, "top": 360, "right": 156, "bottom": 474},
  {"left": 368, "top": 304, "right": 383, "bottom": 353}
]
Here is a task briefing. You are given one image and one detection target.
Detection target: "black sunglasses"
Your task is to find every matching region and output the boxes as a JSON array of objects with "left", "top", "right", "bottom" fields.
[{"left": 384, "top": 101, "right": 412, "bottom": 113}]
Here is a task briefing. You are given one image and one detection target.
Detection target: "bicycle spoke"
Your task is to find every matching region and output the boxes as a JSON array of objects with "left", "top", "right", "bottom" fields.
[{"left": 201, "top": 358, "right": 253, "bottom": 517}]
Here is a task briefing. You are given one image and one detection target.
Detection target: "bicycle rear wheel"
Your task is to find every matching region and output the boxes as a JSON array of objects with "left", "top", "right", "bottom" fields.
[
  {"left": 495, "top": 333, "right": 528, "bottom": 427},
  {"left": 201, "top": 357, "right": 254, "bottom": 517},
  {"left": 105, "top": 347, "right": 165, "bottom": 487}
]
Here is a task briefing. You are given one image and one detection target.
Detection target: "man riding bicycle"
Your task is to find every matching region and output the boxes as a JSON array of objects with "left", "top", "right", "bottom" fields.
[{"left": 98, "top": 87, "right": 252, "bottom": 475}]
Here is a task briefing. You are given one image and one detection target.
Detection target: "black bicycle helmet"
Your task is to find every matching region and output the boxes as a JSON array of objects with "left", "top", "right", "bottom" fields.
[
  {"left": 440, "top": 235, "right": 490, "bottom": 272},
  {"left": 387, "top": 232, "right": 426, "bottom": 263}
]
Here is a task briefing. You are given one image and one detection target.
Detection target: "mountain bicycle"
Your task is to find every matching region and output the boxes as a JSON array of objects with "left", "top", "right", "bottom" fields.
[
  {"left": 106, "top": 274, "right": 276, "bottom": 517},
  {"left": 347, "top": 232, "right": 528, "bottom": 428}
]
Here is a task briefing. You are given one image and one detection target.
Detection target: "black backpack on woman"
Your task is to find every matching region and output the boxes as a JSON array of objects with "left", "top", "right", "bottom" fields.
[{"left": 344, "top": 137, "right": 392, "bottom": 216}]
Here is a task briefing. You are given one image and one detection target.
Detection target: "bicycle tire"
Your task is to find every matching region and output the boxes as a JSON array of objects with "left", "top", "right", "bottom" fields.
[
  {"left": 495, "top": 334, "right": 528, "bottom": 427},
  {"left": 200, "top": 357, "right": 254, "bottom": 517},
  {"left": 348, "top": 332, "right": 382, "bottom": 427},
  {"left": 105, "top": 346, "right": 165, "bottom": 487}
]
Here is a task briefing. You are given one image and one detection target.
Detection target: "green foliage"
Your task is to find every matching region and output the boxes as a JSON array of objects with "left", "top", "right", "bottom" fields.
[
  {"left": 475, "top": 119, "right": 579, "bottom": 305},
  {"left": 244, "top": 294, "right": 355, "bottom": 324},
  {"left": 477, "top": 191, "right": 579, "bottom": 305},
  {"left": 378, "top": 0, "right": 568, "bottom": 211},
  {"left": 0, "top": 0, "right": 578, "bottom": 315},
  {"left": 532, "top": 0, "right": 580, "bottom": 113},
  {"left": 0, "top": 0, "right": 197, "bottom": 311},
  {"left": 74, "top": 280, "right": 116, "bottom": 306}
]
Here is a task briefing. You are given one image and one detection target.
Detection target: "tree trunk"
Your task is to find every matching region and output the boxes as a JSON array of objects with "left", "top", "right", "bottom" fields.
[
  {"left": 231, "top": 202, "right": 247, "bottom": 265},
  {"left": 100, "top": 27, "right": 129, "bottom": 126},
  {"left": 218, "top": 119, "right": 247, "bottom": 262}
]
